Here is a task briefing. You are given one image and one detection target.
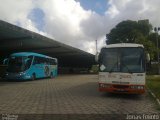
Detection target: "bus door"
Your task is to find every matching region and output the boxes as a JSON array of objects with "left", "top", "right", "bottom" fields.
[{"left": 32, "top": 56, "right": 44, "bottom": 78}]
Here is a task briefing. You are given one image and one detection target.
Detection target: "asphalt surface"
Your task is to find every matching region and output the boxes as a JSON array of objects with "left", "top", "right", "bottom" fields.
[{"left": 0, "top": 74, "right": 159, "bottom": 120}]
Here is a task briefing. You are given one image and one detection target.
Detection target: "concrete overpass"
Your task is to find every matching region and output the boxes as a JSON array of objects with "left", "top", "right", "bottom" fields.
[{"left": 0, "top": 20, "right": 95, "bottom": 73}]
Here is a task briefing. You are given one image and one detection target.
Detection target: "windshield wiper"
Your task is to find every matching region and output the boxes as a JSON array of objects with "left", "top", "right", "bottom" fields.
[
  {"left": 109, "top": 61, "right": 119, "bottom": 73},
  {"left": 121, "top": 62, "right": 133, "bottom": 74}
]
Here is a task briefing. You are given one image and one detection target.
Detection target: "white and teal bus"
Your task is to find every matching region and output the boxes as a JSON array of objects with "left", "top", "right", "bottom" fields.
[
  {"left": 96, "top": 43, "right": 149, "bottom": 94},
  {"left": 5, "top": 52, "right": 58, "bottom": 80}
]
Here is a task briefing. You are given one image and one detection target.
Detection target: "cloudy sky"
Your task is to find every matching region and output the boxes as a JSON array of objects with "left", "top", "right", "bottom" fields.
[{"left": 0, "top": 0, "right": 160, "bottom": 54}]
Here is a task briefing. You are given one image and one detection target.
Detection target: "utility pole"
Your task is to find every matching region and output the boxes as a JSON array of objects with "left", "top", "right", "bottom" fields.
[
  {"left": 154, "top": 27, "right": 160, "bottom": 74},
  {"left": 95, "top": 39, "right": 98, "bottom": 54}
]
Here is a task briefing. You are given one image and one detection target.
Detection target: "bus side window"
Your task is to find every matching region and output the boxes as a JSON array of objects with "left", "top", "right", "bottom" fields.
[
  {"left": 25, "top": 56, "right": 33, "bottom": 69},
  {"left": 46, "top": 58, "right": 50, "bottom": 65},
  {"left": 33, "top": 56, "right": 38, "bottom": 65},
  {"left": 49, "top": 59, "right": 53, "bottom": 65}
]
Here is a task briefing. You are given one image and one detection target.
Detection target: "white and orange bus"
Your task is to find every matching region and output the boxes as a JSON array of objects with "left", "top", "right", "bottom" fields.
[{"left": 96, "top": 43, "right": 150, "bottom": 94}]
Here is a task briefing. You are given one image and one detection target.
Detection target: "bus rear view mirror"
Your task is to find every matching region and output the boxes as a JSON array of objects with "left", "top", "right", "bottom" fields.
[
  {"left": 146, "top": 53, "right": 150, "bottom": 63},
  {"left": 3, "top": 58, "right": 9, "bottom": 65}
]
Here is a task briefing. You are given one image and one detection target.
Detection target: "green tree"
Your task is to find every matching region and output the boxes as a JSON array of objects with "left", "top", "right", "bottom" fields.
[
  {"left": 148, "top": 33, "right": 160, "bottom": 48},
  {"left": 135, "top": 32, "right": 156, "bottom": 59},
  {"left": 106, "top": 20, "right": 138, "bottom": 44},
  {"left": 106, "top": 20, "right": 152, "bottom": 44},
  {"left": 148, "top": 32, "right": 160, "bottom": 60},
  {"left": 106, "top": 19, "right": 156, "bottom": 60},
  {"left": 137, "top": 19, "right": 152, "bottom": 36}
]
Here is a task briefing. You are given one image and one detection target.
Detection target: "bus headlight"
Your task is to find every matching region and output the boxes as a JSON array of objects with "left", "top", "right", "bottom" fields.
[
  {"left": 100, "top": 83, "right": 105, "bottom": 88},
  {"left": 130, "top": 85, "right": 144, "bottom": 89},
  {"left": 140, "top": 86, "right": 144, "bottom": 89},
  {"left": 19, "top": 72, "right": 25, "bottom": 76},
  {"left": 99, "top": 83, "right": 111, "bottom": 88},
  {"left": 137, "top": 86, "right": 141, "bottom": 89}
]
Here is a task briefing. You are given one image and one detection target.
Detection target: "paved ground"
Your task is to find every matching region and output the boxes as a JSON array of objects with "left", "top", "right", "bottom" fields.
[{"left": 0, "top": 75, "right": 159, "bottom": 119}]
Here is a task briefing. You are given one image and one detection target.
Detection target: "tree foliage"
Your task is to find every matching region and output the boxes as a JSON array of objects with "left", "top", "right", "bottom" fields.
[
  {"left": 106, "top": 20, "right": 158, "bottom": 60},
  {"left": 106, "top": 20, "right": 152, "bottom": 44},
  {"left": 135, "top": 32, "right": 156, "bottom": 59}
]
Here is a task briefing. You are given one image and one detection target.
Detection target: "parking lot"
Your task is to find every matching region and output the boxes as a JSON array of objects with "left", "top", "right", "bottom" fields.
[{"left": 0, "top": 74, "right": 159, "bottom": 119}]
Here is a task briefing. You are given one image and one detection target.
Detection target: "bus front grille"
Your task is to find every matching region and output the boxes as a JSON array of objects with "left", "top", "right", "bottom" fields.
[{"left": 113, "top": 85, "right": 129, "bottom": 89}]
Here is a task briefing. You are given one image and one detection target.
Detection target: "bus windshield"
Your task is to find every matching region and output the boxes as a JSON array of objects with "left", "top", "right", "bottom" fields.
[
  {"left": 99, "top": 47, "right": 145, "bottom": 73},
  {"left": 7, "top": 56, "right": 33, "bottom": 73}
]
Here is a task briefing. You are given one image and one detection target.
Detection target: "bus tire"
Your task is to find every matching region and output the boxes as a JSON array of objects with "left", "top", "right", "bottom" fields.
[{"left": 31, "top": 73, "right": 36, "bottom": 80}]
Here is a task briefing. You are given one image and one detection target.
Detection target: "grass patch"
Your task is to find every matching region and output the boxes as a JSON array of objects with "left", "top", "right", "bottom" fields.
[
  {"left": 146, "top": 75, "right": 160, "bottom": 100},
  {"left": 146, "top": 75, "right": 160, "bottom": 110}
]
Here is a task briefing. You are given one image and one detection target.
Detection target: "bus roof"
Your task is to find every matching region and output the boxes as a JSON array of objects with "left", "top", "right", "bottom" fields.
[
  {"left": 10, "top": 52, "right": 56, "bottom": 60},
  {"left": 103, "top": 43, "right": 144, "bottom": 48}
]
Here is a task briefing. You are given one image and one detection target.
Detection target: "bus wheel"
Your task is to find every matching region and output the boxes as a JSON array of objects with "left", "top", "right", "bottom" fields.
[
  {"left": 31, "top": 74, "right": 36, "bottom": 80},
  {"left": 50, "top": 72, "right": 53, "bottom": 79}
]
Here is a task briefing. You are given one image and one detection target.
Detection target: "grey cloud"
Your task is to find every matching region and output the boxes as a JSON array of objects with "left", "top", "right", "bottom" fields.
[{"left": 1, "top": 0, "right": 160, "bottom": 54}]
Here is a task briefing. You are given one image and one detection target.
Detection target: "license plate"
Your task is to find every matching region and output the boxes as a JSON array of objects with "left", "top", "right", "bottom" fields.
[{"left": 116, "top": 89, "right": 125, "bottom": 92}]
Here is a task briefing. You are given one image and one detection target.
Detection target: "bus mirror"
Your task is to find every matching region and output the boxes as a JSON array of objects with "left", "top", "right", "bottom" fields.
[
  {"left": 95, "top": 52, "right": 99, "bottom": 62},
  {"left": 3, "top": 58, "right": 9, "bottom": 65},
  {"left": 146, "top": 53, "right": 150, "bottom": 63}
]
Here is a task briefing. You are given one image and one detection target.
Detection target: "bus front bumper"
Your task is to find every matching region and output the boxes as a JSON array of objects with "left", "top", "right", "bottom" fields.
[
  {"left": 99, "top": 83, "right": 145, "bottom": 94},
  {"left": 5, "top": 73, "right": 31, "bottom": 80}
]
